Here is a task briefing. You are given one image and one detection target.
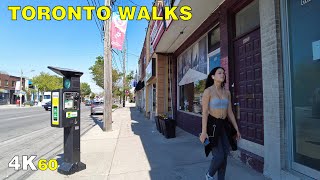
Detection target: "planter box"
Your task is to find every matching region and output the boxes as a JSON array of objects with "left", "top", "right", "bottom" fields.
[
  {"left": 159, "top": 117, "right": 176, "bottom": 139},
  {"left": 155, "top": 116, "right": 162, "bottom": 133},
  {"left": 159, "top": 118, "right": 165, "bottom": 135}
]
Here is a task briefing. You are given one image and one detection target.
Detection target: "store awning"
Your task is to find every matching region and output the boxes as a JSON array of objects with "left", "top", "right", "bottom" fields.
[
  {"left": 178, "top": 69, "right": 207, "bottom": 86},
  {"left": 13, "top": 90, "right": 26, "bottom": 95},
  {"left": 156, "top": 0, "right": 224, "bottom": 53},
  {"left": 134, "top": 81, "right": 145, "bottom": 92}
]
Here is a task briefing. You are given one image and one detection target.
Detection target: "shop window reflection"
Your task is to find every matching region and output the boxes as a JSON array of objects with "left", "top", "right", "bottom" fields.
[{"left": 179, "top": 80, "right": 206, "bottom": 115}]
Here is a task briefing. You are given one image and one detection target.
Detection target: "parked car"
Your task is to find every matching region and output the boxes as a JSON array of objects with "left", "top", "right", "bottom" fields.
[
  {"left": 85, "top": 100, "right": 92, "bottom": 106},
  {"left": 44, "top": 101, "right": 51, "bottom": 111},
  {"left": 91, "top": 101, "right": 104, "bottom": 115}
]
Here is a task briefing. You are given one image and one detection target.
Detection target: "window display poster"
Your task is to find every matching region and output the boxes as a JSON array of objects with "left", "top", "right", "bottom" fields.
[
  {"left": 198, "top": 37, "right": 207, "bottom": 74},
  {"left": 209, "top": 48, "right": 221, "bottom": 72},
  {"left": 178, "top": 36, "right": 207, "bottom": 85}
]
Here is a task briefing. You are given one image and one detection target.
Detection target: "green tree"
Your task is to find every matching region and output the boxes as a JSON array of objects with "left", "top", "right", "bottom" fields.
[
  {"left": 89, "top": 56, "right": 122, "bottom": 92},
  {"left": 89, "top": 56, "right": 104, "bottom": 88},
  {"left": 80, "top": 82, "right": 91, "bottom": 101},
  {"left": 32, "top": 72, "right": 63, "bottom": 92},
  {"left": 124, "top": 71, "right": 135, "bottom": 99},
  {"left": 126, "top": 71, "right": 134, "bottom": 86},
  {"left": 90, "top": 93, "right": 96, "bottom": 100},
  {"left": 112, "top": 69, "right": 122, "bottom": 92}
]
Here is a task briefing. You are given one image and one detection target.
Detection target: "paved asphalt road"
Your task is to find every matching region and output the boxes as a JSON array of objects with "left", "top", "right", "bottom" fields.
[{"left": 0, "top": 105, "right": 101, "bottom": 180}]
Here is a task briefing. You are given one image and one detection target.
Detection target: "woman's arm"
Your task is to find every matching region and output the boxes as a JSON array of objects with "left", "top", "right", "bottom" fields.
[
  {"left": 200, "top": 88, "right": 210, "bottom": 142},
  {"left": 227, "top": 90, "right": 240, "bottom": 138}
]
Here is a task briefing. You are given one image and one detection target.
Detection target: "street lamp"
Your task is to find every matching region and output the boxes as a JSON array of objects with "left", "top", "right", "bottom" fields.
[{"left": 20, "top": 69, "right": 35, "bottom": 107}]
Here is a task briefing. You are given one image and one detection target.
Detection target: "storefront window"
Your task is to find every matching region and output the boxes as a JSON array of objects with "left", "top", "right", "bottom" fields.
[
  {"left": 208, "top": 27, "right": 220, "bottom": 53},
  {"left": 288, "top": 0, "right": 320, "bottom": 172},
  {"left": 0, "top": 90, "right": 9, "bottom": 105},
  {"left": 178, "top": 36, "right": 207, "bottom": 115},
  {"left": 235, "top": 0, "right": 260, "bottom": 37},
  {"left": 179, "top": 80, "right": 206, "bottom": 114}
]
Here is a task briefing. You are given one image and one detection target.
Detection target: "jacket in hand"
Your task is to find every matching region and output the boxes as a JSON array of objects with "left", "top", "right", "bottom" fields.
[{"left": 204, "top": 118, "right": 237, "bottom": 157}]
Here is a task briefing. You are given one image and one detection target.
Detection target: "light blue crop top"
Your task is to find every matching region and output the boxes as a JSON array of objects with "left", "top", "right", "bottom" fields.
[{"left": 209, "top": 98, "right": 229, "bottom": 109}]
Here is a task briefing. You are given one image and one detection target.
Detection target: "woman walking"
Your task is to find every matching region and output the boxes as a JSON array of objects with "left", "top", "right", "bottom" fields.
[{"left": 199, "top": 67, "right": 241, "bottom": 180}]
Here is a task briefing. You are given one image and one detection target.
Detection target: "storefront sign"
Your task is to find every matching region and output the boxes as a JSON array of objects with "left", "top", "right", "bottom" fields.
[
  {"left": 149, "top": 3, "right": 165, "bottom": 53},
  {"left": 164, "top": 0, "right": 173, "bottom": 29},
  {"left": 15, "top": 81, "right": 20, "bottom": 91},
  {"left": 313, "top": 40, "right": 320, "bottom": 60},
  {"left": 145, "top": 58, "right": 156, "bottom": 82},
  {"left": 150, "top": 21, "right": 159, "bottom": 45},
  {"left": 301, "top": 0, "right": 311, "bottom": 6}
]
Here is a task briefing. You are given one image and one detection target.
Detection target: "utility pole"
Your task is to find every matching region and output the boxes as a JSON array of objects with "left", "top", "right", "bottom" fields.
[
  {"left": 20, "top": 69, "right": 23, "bottom": 107},
  {"left": 103, "top": 0, "right": 112, "bottom": 132},
  {"left": 122, "top": 40, "right": 126, "bottom": 107}
]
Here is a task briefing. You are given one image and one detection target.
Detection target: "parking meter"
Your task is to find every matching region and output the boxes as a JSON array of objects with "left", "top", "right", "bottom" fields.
[
  {"left": 51, "top": 89, "right": 80, "bottom": 128},
  {"left": 48, "top": 66, "right": 86, "bottom": 175}
]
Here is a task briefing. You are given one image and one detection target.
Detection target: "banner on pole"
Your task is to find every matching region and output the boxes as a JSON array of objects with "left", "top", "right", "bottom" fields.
[{"left": 111, "top": 12, "right": 128, "bottom": 50}]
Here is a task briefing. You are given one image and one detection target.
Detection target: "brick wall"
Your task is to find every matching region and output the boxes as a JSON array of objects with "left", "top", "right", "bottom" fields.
[
  {"left": 0, "top": 74, "right": 9, "bottom": 89},
  {"left": 259, "top": 0, "right": 284, "bottom": 178},
  {"left": 176, "top": 111, "right": 202, "bottom": 136},
  {"left": 0, "top": 74, "right": 23, "bottom": 91}
]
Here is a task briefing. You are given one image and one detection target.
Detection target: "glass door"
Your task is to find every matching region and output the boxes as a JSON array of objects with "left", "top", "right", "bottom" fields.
[{"left": 285, "top": 0, "right": 320, "bottom": 177}]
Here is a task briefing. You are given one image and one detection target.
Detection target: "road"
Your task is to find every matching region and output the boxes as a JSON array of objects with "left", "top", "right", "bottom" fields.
[{"left": 0, "top": 105, "right": 100, "bottom": 180}]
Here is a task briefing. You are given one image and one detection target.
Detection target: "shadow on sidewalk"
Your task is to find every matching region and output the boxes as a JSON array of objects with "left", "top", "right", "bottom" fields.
[
  {"left": 128, "top": 106, "right": 209, "bottom": 179},
  {"left": 90, "top": 115, "right": 104, "bottom": 130},
  {"left": 127, "top": 106, "right": 267, "bottom": 180}
]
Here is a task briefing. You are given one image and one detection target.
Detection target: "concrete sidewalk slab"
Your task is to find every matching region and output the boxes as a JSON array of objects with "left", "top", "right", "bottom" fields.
[{"left": 29, "top": 103, "right": 267, "bottom": 180}]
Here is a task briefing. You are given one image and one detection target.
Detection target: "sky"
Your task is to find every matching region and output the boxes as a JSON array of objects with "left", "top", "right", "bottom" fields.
[{"left": 0, "top": 0, "right": 153, "bottom": 93}]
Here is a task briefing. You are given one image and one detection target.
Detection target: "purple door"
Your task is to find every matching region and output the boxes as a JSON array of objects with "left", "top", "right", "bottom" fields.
[{"left": 234, "top": 29, "right": 264, "bottom": 145}]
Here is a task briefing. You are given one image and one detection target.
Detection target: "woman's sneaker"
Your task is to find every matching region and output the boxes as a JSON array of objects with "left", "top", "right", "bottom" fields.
[{"left": 205, "top": 172, "right": 214, "bottom": 180}]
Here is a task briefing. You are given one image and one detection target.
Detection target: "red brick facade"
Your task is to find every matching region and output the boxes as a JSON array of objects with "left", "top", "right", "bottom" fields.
[
  {"left": 172, "top": 0, "right": 263, "bottom": 173},
  {"left": 0, "top": 73, "right": 25, "bottom": 91}
]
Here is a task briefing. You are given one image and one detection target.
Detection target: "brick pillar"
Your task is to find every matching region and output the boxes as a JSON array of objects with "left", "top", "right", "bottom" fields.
[
  {"left": 219, "top": 4, "right": 230, "bottom": 90},
  {"left": 260, "top": 0, "right": 284, "bottom": 178},
  {"left": 157, "top": 54, "right": 166, "bottom": 115},
  {"left": 172, "top": 55, "right": 177, "bottom": 120}
]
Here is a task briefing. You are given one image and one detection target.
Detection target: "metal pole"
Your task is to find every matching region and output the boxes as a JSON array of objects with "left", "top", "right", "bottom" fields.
[
  {"left": 20, "top": 69, "right": 22, "bottom": 107},
  {"left": 122, "top": 40, "right": 126, "bottom": 107},
  {"left": 103, "top": 0, "right": 112, "bottom": 132}
]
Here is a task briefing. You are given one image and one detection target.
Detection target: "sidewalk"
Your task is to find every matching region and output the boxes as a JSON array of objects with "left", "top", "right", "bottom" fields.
[
  {"left": 29, "top": 103, "right": 267, "bottom": 180},
  {"left": 0, "top": 104, "right": 42, "bottom": 109}
]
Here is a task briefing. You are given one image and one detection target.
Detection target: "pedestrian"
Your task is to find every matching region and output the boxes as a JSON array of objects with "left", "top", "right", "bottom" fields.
[{"left": 199, "top": 66, "right": 241, "bottom": 180}]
